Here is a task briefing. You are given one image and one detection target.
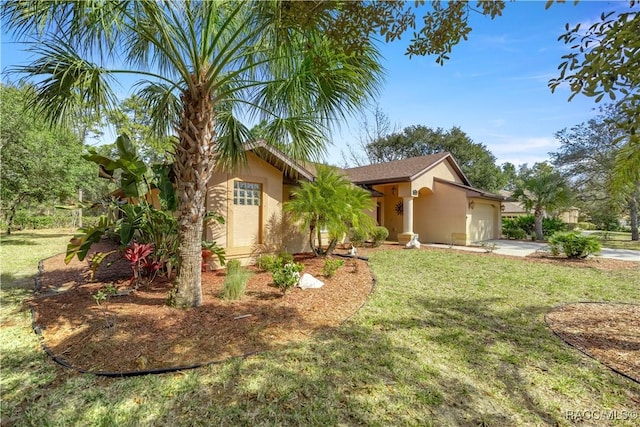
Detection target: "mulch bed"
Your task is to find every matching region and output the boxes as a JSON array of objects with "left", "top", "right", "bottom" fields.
[
  {"left": 546, "top": 303, "right": 640, "bottom": 383},
  {"left": 30, "top": 241, "right": 374, "bottom": 374},
  {"left": 30, "top": 240, "right": 639, "bottom": 377}
]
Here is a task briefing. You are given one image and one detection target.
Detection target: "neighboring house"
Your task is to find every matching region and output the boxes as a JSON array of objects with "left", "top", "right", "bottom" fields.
[
  {"left": 204, "top": 144, "right": 505, "bottom": 265},
  {"left": 499, "top": 190, "right": 579, "bottom": 225}
]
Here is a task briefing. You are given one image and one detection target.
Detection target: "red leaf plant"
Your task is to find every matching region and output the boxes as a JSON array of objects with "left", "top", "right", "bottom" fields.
[{"left": 124, "top": 242, "right": 156, "bottom": 287}]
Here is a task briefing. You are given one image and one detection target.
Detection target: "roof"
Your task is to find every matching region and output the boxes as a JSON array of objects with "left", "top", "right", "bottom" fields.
[
  {"left": 434, "top": 178, "right": 505, "bottom": 201},
  {"left": 245, "top": 140, "right": 315, "bottom": 183},
  {"left": 342, "top": 153, "right": 470, "bottom": 186},
  {"left": 499, "top": 190, "right": 529, "bottom": 213}
]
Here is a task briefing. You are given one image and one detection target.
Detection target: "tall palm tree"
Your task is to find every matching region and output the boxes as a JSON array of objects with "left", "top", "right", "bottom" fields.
[
  {"left": 513, "top": 163, "right": 572, "bottom": 241},
  {"left": 2, "top": 1, "right": 382, "bottom": 307}
]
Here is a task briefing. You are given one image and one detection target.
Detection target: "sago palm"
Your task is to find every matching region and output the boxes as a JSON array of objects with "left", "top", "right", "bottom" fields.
[{"left": 2, "top": 1, "right": 382, "bottom": 307}]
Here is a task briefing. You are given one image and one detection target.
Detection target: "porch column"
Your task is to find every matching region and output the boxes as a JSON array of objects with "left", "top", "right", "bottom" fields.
[{"left": 398, "top": 196, "right": 415, "bottom": 245}]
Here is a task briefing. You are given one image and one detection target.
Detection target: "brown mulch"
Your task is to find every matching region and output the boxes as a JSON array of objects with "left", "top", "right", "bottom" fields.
[
  {"left": 546, "top": 303, "right": 640, "bottom": 383},
  {"left": 31, "top": 241, "right": 374, "bottom": 373},
  {"left": 30, "top": 241, "right": 639, "bottom": 376}
]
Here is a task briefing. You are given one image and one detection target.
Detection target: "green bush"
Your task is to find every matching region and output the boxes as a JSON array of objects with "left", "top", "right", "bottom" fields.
[
  {"left": 222, "top": 259, "right": 251, "bottom": 300},
  {"left": 504, "top": 227, "right": 526, "bottom": 240},
  {"left": 542, "top": 217, "right": 567, "bottom": 238},
  {"left": 277, "top": 252, "right": 294, "bottom": 265},
  {"left": 590, "top": 212, "right": 621, "bottom": 231},
  {"left": 256, "top": 254, "right": 276, "bottom": 272},
  {"left": 272, "top": 261, "right": 303, "bottom": 294},
  {"left": 348, "top": 227, "right": 367, "bottom": 247},
  {"left": 548, "top": 231, "right": 601, "bottom": 259},
  {"left": 513, "top": 215, "right": 535, "bottom": 236},
  {"left": 370, "top": 226, "right": 389, "bottom": 247},
  {"left": 576, "top": 221, "right": 596, "bottom": 231},
  {"left": 322, "top": 258, "right": 344, "bottom": 278},
  {"left": 502, "top": 218, "right": 526, "bottom": 240}
]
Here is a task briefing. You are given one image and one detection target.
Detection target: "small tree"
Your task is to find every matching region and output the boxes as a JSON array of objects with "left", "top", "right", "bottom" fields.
[
  {"left": 513, "top": 163, "right": 572, "bottom": 241},
  {"left": 285, "top": 166, "right": 375, "bottom": 256}
]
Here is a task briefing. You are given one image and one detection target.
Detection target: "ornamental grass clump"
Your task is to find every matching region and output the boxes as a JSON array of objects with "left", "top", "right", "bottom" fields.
[
  {"left": 548, "top": 231, "right": 602, "bottom": 259},
  {"left": 222, "top": 259, "right": 251, "bottom": 300}
]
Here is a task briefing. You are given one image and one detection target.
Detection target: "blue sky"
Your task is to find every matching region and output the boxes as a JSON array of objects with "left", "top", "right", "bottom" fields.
[
  {"left": 331, "top": 0, "right": 629, "bottom": 168},
  {"left": 0, "top": 1, "right": 629, "bottom": 168}
]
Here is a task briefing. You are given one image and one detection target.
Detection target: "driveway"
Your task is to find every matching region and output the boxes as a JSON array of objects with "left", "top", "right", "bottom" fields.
[
  {"left": 426, "top": 239, "right": 640, "bottom": 262},
  {"left": 488, "top": 239, "right": 639, "bottom": 262}
]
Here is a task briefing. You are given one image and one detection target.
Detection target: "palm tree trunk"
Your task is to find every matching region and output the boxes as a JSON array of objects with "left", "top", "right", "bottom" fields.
[
  {"left": 534, "top": 208, "right": 544, "bottom": 241},
  {"left": 170, "top": 81, "right": 216, "bottom": 308}
]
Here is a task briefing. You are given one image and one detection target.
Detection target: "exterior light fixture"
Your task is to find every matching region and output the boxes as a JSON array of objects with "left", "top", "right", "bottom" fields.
[{"left": 469, "top": 200, "right": 475, "bottom": 210}]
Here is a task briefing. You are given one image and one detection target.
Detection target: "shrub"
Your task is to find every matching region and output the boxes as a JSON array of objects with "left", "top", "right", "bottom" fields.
[
  {"left": 577, "top": 222, "right": 597, "bottom": 231},
  {"left": 277, "top": 252, "right": 294, "bottom": 265},
  {"left": 548, "top": 231, "right": 601, "bottom": 259},
  {"left": 272, "top": 261, "right": 303, "bottom": 294},
  {"left": 322, "top": 258, "right": 344, "bottom": 278},
  {"left": 222, "top": 259, "right": 250, "bottom": 300},
  {"left": 348, "top": 227, "right": 367, "bottom": 247},
  {"left": 504, "top": 227, "right": 526, "bottom": 240},
  {"left": 256, "top": 254, "right": 276, "bottom": 272},
  {"left": 513, "top": 215, "right": 535, "bottom": 236},
  {"left": 370, "top": 226, "right": 389, "bottom": 247},
  {"left": 590, "top": 212, "right": 621, "bottom": 231},
  {"left": 542, "top": 217, "right": 567, "bottom": 238}
]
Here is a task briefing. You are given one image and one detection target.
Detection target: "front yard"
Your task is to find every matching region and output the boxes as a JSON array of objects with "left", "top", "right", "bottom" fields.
[{"left": 1, "top": 230, "right": 639, "bottom": 426}]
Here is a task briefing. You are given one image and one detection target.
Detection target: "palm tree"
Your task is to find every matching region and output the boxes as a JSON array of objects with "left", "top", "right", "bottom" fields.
[
  {"left": 2, "top": 1, "right": 382, "bottom": 307},
  {"left": 284, "top": 165, "right": 375, "bottom": 256},
  {"left": 513, "top": 163, "right": 572, "bottom": 241}
]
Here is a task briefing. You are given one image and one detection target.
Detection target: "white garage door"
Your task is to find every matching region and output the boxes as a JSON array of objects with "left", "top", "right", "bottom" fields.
[{"left": 469, "top": 204, "right": 495, "bottom": 242}]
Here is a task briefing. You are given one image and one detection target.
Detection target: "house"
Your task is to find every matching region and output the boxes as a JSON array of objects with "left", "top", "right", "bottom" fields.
[
  {"left": 204, "top": 142, "right": 504, "bottom": 265},
  {"left": 342, "top": 153, "right": 504, "bottom": 246}
]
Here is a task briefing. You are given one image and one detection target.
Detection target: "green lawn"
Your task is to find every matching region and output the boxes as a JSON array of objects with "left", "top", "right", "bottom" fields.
[
  {"left": 590, "top": 231, "right": 640, "bottom": 251},
  {"left": 2, "top": 231, "right": 639, "bottom": 426}
]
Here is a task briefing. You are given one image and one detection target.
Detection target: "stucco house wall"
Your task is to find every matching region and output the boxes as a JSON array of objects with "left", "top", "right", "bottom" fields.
[
  {"left": 414, "top": 181, "right": 468, "bottom": 244},
  {"left": 204, "top": 151, "right": 307, "bottom": 266}
]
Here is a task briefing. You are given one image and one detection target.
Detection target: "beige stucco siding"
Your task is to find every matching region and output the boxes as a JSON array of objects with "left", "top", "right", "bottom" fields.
[
  {"left": 205, "top": 152, "right": 307, "bottom": 265},
  {"left": 408, "top": 160, "right": 464, "bottom": 196},
  {"left": 414, "top": 181, "right": 468, "bottom": 244}
]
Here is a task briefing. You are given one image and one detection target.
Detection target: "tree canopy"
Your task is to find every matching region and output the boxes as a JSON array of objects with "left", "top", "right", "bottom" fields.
[
  {"left": 549, "top": 1, "right": 639, "bottom": 184},
  {"left": 106, "top": 96, "right": 176, "bottom": 164},
  {"left": 552, "top": 105, "right": 639, "bottom": 239},
  {"left": 1, "top": 1, "right": 383, "bottom": 308},
  {"left": 364, "top": 125, "right": 504, "bottom": 192},
  {"left": 0, "top": 83, "right": 101, "bottom": 233}
]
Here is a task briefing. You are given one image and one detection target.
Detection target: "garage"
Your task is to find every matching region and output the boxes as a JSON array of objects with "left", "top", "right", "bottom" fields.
[{"left": 468, "top": 203, "right": 496, "bottom": 243}]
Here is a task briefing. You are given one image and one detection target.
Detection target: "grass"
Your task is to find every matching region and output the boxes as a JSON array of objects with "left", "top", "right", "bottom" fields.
[
  {"left": 2, "top": 232, "right": 640, "bottom": 426},
  {"left": 590, "top": 231, "right": 640, "bottom": 251},
  {"left": 0, "top": 228, "right": 76, "bottom": 288}
]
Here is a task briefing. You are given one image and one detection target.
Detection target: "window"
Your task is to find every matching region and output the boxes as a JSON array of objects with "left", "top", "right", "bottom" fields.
[{"left": 233, "top": 181, "right": 261, "bottom": 206}]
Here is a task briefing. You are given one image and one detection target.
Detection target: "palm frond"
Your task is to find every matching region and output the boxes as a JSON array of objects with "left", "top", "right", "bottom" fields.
[
  {"left": 15, "top": 36, "right": 118, "bottom": 128},
  {"left": 134, "top": 80, "right": 182, "bottom": 141}
]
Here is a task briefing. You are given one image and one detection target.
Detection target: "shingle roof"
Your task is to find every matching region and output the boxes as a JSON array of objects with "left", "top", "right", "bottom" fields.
[{"left": 343, "top": 152, "right": 459, "bottom": 185}]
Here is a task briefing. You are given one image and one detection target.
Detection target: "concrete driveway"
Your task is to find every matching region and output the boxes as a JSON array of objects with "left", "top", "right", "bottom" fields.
[
  {"left": 426, "top": 239, "right": 640, "bottom": 262},
  {"left": 487, "top": 239, "right": 640, "bottom": 262}
]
